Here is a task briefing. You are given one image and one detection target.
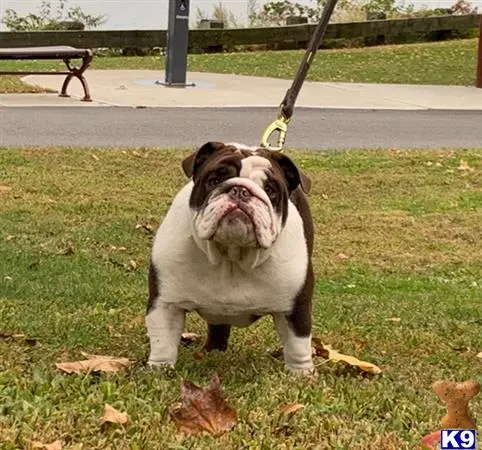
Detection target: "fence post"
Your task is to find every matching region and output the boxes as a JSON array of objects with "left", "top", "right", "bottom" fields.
[
  {"left": 477, "top": 16, "right": 482, "bottom": 88},
  {"left": 286, "top": 17, "right": 308, "bottom": 49},
  {"left": 199, "top": 19, "right": 224, "bottom": 53}
]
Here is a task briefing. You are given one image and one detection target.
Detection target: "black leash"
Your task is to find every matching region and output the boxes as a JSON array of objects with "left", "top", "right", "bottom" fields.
[{"left": 260, "top": 0, "right": 340, "bottom": 151}]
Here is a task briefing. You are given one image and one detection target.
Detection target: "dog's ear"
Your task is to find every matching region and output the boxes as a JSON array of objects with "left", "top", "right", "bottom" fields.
[
  {"left": 270, "top": 153, "right": 312, "bottom": 194},
  {"left": 181, "top": 142, "right": 225, "bottom": 179}
]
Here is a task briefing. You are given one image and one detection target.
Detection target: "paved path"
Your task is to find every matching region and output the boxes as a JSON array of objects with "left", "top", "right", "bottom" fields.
[
  {"left": 2, "top": 107, "right": 482, "bottom": 149},
  {"left": 20, "top": 70, "right": 482, "bottom": 110}
]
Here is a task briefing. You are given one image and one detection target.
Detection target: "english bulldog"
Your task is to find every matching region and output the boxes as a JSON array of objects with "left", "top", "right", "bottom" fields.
[{"left": 145, "top": 142, "right": 315, "bottom": 374}]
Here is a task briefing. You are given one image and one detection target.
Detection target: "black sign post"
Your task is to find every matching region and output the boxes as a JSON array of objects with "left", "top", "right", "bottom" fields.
[{"left": 161, "top": 0, "right": 194, "bottom": 87}]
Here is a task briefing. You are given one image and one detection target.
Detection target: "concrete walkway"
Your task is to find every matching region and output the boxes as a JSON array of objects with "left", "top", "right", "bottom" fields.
[{"left": 13, "top": 69, "right": 482, "bottom": 110}]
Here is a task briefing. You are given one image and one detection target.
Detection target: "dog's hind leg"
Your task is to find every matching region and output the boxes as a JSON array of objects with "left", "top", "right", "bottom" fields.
[{"left": 204, "top": 324, "right": 231, "bottom": 352}]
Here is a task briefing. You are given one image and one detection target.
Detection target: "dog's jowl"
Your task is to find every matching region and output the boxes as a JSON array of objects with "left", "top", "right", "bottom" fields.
[{"left": 145, "top": 142, "right": 315, "bottom": 375}]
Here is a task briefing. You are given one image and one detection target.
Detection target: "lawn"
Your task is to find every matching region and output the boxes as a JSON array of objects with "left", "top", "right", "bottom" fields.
[
  {"left": 0, "top": 38, "right": 479, "bottom": 94},
  {"left": 0, "top": 147, "right": 481, "bottom": 449}
]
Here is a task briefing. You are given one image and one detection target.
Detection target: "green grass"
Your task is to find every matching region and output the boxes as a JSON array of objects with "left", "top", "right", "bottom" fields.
[
  {"left": 0, "top": 38, "right": 479, "bottom": 94},
  {"left": 1, "top": 147, "right": 481, "bottom": 449}
]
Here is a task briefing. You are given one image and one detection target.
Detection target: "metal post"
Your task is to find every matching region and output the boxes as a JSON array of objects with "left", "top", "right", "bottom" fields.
[
  {"left": 477, "top": 17, "right": 482, "bottom": 89},
  {"left": 161, "top": 0, "right": 194, "bottom": 87}
]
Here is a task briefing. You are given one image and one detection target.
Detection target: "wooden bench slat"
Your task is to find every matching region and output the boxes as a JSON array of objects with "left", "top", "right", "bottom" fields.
[{"left": 0, "top": 46, "right": 91, "bottom": 60}]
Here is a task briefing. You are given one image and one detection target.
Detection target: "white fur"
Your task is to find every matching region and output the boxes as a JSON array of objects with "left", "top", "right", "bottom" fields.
[
  {"left": 225, "top": 142, "right": 258, "bottom": 153},
  {"left": 146, "top": 155, "right": 313, "bottom": 373},
  {"left": 273, "top": 313, "right": 314, "bottom": 375},
  {"left": 239, "top": 155, "right": 271, "bottom": 187}
]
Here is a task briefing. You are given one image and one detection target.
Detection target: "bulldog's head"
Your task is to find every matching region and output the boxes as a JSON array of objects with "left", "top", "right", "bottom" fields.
[{"left": 181, "top": 142, "right": 311, "bottom": 261}]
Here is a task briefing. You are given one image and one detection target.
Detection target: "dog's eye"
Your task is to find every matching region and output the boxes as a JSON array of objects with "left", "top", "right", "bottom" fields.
[
  {"left": 265, "top": 185, "right": 278, "bottom": 201},
  {"left": 208, "top": 176, "right": 220, "bottom": 187}
]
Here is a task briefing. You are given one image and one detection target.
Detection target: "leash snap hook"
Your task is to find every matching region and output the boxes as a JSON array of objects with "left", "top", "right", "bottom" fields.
[{"left": 260, "top": 117, "right": 289, "bottom": 152}]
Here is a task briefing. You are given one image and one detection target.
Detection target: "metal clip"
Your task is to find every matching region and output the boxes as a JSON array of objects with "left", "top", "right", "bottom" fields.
[{"left": 260, "top": 116, "right": 289, "bottom": 152}]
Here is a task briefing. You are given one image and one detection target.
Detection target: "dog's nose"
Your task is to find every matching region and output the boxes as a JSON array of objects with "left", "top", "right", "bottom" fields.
[{"left": 229, "top": 185, "right": 250, "bottom": 202}]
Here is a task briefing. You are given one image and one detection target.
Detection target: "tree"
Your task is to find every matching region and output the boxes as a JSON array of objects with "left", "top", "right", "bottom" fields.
[
  {"left": 451, "top": 0, "right": 478, "bottom": 14},
  {"left": 2, "top": 0, "right": 106, "bottom": 31}
]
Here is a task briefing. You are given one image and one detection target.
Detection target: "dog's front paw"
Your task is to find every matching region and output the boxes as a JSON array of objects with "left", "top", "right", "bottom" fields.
[
  {"left": 147, "top": 359, "right": 175, "bottom": 370},
  {"left": 285, "top": 363, "right": 315, "bottom": 377}
]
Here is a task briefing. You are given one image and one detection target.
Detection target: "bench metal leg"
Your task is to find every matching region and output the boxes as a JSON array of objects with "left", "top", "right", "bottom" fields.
[{"left": 60, "top": 51, "right": 93, "bottom": 102}]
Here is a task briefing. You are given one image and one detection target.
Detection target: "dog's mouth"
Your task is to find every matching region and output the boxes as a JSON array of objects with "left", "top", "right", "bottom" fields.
[
  {"left": 219, "top": 204, "right": 254, "bottom": 225},
  {"left": 193, "top": 188, "right": 278, "bottom": 250}
]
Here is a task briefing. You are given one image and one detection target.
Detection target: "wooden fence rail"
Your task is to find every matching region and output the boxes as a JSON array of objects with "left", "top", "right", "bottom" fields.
[{"left": 0, "top": 14, "right": 480, "bottom": 50}]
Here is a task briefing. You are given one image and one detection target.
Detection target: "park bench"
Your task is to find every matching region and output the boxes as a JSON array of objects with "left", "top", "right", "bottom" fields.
[{"left": 0, "top": 46, "right": 93, "bottom": 101}]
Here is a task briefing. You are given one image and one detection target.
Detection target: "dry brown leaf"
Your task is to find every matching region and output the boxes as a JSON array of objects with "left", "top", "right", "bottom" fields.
[
  {"left": 279, "top": 403, "right": 304, "bottom": 416},
  {"left": 452, "top": 345, "right": 470, "bottom": 353},
  {"left": 129, "top": 260, "right": 139, "bottom": 270},
  {"left": 193, "top": 351, "right": 204, "bottom": 360},
  {"left": 0, "top": 184, "right": 12, "bottom": 193},
  {"left": 99, "top": 404, "right": 129, "bottom": 425},
  {"left": 312, "top": 338, "right": 382, "bottom": 374},
  {"left": 6, "top": 235, "right": 17, "bottom": 241},
  {"left": 56, "top": 353, "right": 130, "bottom": 374},
  {"left": 0, "top": 332, "right": 25, "bottom": 339},
  {"left": 458, "top": 160, "right": 474, "bottom": 172},
  {"left": 386, "top": 317, "right": 401, "bottom": 322},
  {"left": 135, "top": 222, "right": 155, "bottom": 234},
  {"left": 477, "top": 352, "right": 482, "bottom": 361},
  {"left": 31, "top": 440, "right": 62, "bottom": 450},
  {"left": 91, "top": 154, "right": 100, "bottom": 161},
  {"left": 170, "top": 375, "right": 237, "bottom": 437},
  {"left": 0, "top": 332, "right": 37, "bottom": 345},
  {"left": 336, "top": 253, "right": 349, "bottom": 260},
  {"left": 56, "top": 246, "right": 74, "bottom": 256},
  {"left": 181, "top": 332, "right": 201, "bottom": 346}
]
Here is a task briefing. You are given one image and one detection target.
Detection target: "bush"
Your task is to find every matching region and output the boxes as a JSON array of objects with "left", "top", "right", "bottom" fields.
[{"left": 1, "top": 0, "right": 106, "bottom": 31}]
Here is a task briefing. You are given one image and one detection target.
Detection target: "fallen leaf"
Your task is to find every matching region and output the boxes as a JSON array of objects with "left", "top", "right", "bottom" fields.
[
  {"left": 452, "top": 345, "right": 470, "bottom": 353},
  {"left": 31, "top": 440, "right": 62, "bottom": 450},
  {"left": 312, "top": 338, "right": 382, "bottom": 374},
  {"left": 170, "top": 375, "right": 237, "bottom": 436},
  {"left": 193, "top": 351, "right": 204, "bottom": 360},
  {"left": 56, "top": 246, "right": 74, "bottom": 256},
  {"left": 135, "top": 222, "right": 155, "bottom": 234},
  {"left": 6, "top": 235, "right": 16, "bottom": 241},
  {"left": 99, "top": 404, "right": 129, "bottom": 425},
  {"left": 91, "top": 154, "right": 100, "bottom": 161},
  {"left": 336, "top": 253, "right": 349, "bottom": 260},
  {"left": 181, "top": 332, "right": 201, "bottom": 346},
  {"left": 0, "top": 332, "right": 25, "bottom": 339},
  {"left": 321, "top": 193, "right": 329, "bottom": 200},
  {"left": 0, "top": 184, "right": 12, "bottom": 193},
  {"left": 56, "top": 353, "right": 130, "bottom": 374},
  {"left": 458, "top": 160, "right": 474, "bottom": 172},
  {"left": 279, "top": 403, "right": 304, "bottom": 416},
  {"left": 477, "top": 352, "right": 482, "bottom": 361},
  {"left": 386, "top": 317, "right": 401, "bottom": 322},
  {"left": 129, "top": 260, "right": 139, "bottom": 270}
]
